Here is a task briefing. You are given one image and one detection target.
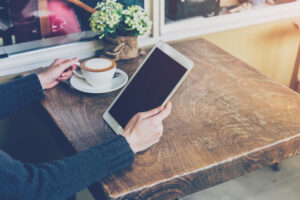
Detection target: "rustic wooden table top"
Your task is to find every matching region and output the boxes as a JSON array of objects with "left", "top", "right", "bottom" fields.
[{"left": 40, "top": 38, "right": 300, "bottom": 200}]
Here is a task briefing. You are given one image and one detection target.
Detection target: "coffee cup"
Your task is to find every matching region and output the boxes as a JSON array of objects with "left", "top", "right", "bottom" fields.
[{"left": 74, "top": 57, "right": 116, "bottom": 88}]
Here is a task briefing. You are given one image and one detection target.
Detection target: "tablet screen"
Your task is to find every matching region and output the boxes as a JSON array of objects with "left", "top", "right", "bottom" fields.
[{"left": 109, "top": 48, "right": 187, "bottom": 128}]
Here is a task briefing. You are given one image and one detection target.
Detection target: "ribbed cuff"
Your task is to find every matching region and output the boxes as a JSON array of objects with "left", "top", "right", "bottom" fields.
[
  {"left": 96, "top": 135, "right": 135, "bottom": 176},
  {"left": 20, "top": 135, "right": 134, "bottom": 200},
  {"left": 65, "top": 135, "right": 135, "bottom": 188},
  {"left": 17, "top": 74, "right": 45, "bottom": 104},
  {"left": 0, "top": 74, "right": 45, "bottom": 119},
  {"left": 73, "top": 135, "right": 135, "bottom": 179}
]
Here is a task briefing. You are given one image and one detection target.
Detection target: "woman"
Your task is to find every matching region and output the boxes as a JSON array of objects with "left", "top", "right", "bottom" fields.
[{"left": 0, "top": 57, "right": 172, "bottom": 200}]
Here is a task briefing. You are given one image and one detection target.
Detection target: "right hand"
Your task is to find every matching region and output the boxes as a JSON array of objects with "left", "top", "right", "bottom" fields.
[
  {"left": 38, "top": 58, "right": 78, "bottom": 90},
  {"left": 123, "top": 102, "right": 172, "bottom": 153}
]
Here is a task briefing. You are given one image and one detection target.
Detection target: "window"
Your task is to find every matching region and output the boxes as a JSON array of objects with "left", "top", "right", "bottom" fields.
[
  {"left": 160, "top": 0, "right": 300, "bottom": 41},
  {"left": 165, "top": 0, "right": 299, "bottom": 24},
  {"left": 0, "top": 0, "right": 144, "bottom": 55}
]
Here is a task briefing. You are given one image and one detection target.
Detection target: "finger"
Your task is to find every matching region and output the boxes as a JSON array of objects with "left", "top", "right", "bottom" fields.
[
  {"left": 151, "top": 138, "right": 160, "bottom": 145},
  {"left": 58, "top": 57, "right": 79, "bottom": 71},
  {"left": 124, "top": 113, "right": 139, "bottom": 133},
  {"left": 60, "top": 69, "right": 73, "bottom": 77},
  {"left": 58, "top": 74, "right": 73, "bottom": 82},
  {"left": 58, "top": 75, "right": 72, "bottom": 81},
  {"left": 159, "top": 130, "right": 163, "bottom": 137},
  {"left": 140, "top": 105, "right": 164, "bottom": 119},
  {"left": 152, "top": 102, "right": 172, "bottom": 121},
  {"left": 57, "top": 77, "right": 69, "bottom": 82},
  {"left": 71, "top": 65, "right": 78, "bottom": 71},
  {"left": 153, "top": 130, "right": 163, "bottom": 138}
]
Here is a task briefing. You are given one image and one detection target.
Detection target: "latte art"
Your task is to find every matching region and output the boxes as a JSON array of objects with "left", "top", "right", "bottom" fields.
[
  {"left": 85, "top": 58, "right": 112, "bottom": 70},
  {"left": 74, "top": 57, "right": 117, "bottom": 87},
  {"left": 81, "top": 57, "right": 116, "bottom": 72}
]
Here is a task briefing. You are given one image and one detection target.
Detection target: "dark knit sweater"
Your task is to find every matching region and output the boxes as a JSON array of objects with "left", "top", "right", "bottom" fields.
[{"left": 0, "top": 74, "right": 134, "bottom": 200}]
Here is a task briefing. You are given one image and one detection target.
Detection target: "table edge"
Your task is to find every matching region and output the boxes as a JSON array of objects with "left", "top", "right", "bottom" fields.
[{"left": 107, "top": 132, "right": 300, "bottom": 200}]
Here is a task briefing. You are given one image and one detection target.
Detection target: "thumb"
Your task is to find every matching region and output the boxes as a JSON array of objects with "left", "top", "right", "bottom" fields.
[
  {"left": 58, "top": 57, "right": 79, "bottom": 71},
  {"left": 152, "top": 102, "right": 172, "bottom": 121},
  {"left": 140, "top": 105, "right": 164, "bottom": 119}
]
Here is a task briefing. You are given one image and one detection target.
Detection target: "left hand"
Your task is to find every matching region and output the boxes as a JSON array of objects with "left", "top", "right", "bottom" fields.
[{"left": 38, "top": 57, "right": 79, "bottom": 89}]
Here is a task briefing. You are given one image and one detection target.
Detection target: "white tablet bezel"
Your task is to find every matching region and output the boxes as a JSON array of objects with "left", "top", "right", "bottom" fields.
[{"left": 103, "top": 40, "right": 194, "bottom": 134}]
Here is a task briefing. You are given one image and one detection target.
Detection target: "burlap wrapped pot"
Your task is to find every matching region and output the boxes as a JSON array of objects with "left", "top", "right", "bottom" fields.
[{"left": 103, "top": 36, "right": 141, "bottom": 61}]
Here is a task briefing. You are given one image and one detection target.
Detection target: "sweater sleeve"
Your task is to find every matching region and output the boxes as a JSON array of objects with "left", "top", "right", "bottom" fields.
[
  {"left": 0, "top": 74, "right": 45, "bottom": 119},
  {"left": 0, "top": 135, "right": 134, "bottom": 200}
]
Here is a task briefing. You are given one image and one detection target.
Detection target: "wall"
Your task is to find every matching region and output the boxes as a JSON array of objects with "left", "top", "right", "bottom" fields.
[{"left": 202, "top": 16, "right": 300, "bottom": 86}]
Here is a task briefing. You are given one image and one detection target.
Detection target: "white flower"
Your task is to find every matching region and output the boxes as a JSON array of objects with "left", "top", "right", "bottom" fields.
[{"left": 90, "top": 1, "right": 152, "bottom": 38}]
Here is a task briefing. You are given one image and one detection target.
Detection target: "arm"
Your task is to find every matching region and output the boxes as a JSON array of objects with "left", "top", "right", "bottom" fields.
[
  {"left": 0, "top": 58, "right": 78, "bottom": 119},
  {"left": 0, "top": 57, "right": 172, "bottom": 199},
  {"left": 0, "top": 74, "right": 44, "bottom": 119},
  {"left": 0, "top": 135, "right": 134, "bottom": 200},
  {"left": 0, "top": 102, "right": 171, "bottom": 200}
]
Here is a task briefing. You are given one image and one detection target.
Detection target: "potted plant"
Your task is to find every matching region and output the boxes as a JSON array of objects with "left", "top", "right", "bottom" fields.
[{"left": 89, "top": 0, "right": 152, "bottom": 60}]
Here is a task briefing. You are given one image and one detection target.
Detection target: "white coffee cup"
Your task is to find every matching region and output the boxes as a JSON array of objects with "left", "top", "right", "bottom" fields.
[{"left": 74, "top": 57, "right": 116, "bottom": 88}]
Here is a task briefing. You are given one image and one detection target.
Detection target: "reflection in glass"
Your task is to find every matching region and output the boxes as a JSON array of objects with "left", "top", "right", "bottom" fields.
[
  {"left": 165, "top": 0, "right": 298, "bottom": 23},
  {"left": 0, "top": 0, "right": 144, "bottom": 55}
]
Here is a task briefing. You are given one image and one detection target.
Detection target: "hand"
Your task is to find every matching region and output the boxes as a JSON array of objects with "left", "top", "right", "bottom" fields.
[
  {"left": 38, "top": 57, "right": 79, "bottom": 89},
  {"left": 123, "top": 102, "right": 172, "bottom": 153}
]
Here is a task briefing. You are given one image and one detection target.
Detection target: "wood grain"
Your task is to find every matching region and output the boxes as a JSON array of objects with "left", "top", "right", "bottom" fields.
[{"left": 41, "top": 38, "right": 300, "bottom": 200}]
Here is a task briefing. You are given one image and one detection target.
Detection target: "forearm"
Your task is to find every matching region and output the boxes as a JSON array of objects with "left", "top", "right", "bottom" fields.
[
  {"left": 0, "top": 74, "right": 44, "bottom": 119},
  {"left": 0, "top": 135, "right": 134, "bottom": 200}
]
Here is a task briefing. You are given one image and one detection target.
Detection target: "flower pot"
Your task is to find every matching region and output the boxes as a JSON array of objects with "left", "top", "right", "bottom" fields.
[{"left": 103, "top": 36, "right": 140, "bottom": 61}]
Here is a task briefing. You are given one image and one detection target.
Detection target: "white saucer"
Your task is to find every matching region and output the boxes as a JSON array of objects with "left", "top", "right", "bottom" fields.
[{"left": 70, "top": 69, "right": 128, "bottom": 94}]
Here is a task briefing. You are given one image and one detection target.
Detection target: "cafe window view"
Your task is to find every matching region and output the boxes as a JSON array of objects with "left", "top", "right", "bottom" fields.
[
  {"left": 165, "top": 0, "right": 299, "bottom": 23},
  {"left": 0, "top": 0, "right": 143, "bottom": 55}
]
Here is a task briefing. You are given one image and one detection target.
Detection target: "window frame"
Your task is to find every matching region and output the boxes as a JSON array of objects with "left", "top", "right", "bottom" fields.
[{"left": 159, "top": 1, "right": 300, "bottom": 42}]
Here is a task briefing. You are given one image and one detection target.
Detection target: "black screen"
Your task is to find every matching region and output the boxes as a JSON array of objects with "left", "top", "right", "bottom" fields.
[{"left": 109, "top": 48, "right": 187, "bottom": 128}]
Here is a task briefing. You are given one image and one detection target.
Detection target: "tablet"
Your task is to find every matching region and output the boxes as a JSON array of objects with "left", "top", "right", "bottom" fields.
[{"left": 103, "top": 41, "right": 194, "bottom": 134}]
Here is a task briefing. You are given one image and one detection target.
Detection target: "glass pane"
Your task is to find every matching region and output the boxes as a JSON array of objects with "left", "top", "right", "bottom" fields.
[
  {"left": 0, "top": 0, "right": 144, "bottom": 55},
  {"left": 165, "top": 0, "right": 298, "bottom": 23}
]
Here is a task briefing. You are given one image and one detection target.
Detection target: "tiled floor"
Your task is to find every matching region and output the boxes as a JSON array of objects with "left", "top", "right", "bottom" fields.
[
  {"left": 182, "top": 155, "right": 300, "bottom": 200},
  {"left": 77, "top": 154, "right": 300, "bottom": 200},
  {"left": 77, "top": 189, "right": 95, "bottom": 200}
]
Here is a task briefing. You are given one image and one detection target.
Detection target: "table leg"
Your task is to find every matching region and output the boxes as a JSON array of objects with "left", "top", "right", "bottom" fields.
[
  {"left": 88, "top": 182, "right": 109, "bottom": 200},
  {"left": 271, "top": 162, "right": 281, "bottom": 171},
  {"left": 289, "top": 42, "right": 300, "bottom": 92}
]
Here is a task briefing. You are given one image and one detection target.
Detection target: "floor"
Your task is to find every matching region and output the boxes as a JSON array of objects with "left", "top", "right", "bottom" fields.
[
  {"left": 182, "top": 155, "right": 300, "bottom": 200},
  {"left": 77, "top": 155, "right": 300, "bottom": 200}
]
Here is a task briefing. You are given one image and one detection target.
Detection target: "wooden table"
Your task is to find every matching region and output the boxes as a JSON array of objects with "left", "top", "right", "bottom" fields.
[{"left": 38, "top": 38, "right": 300, "bottom": 200}]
